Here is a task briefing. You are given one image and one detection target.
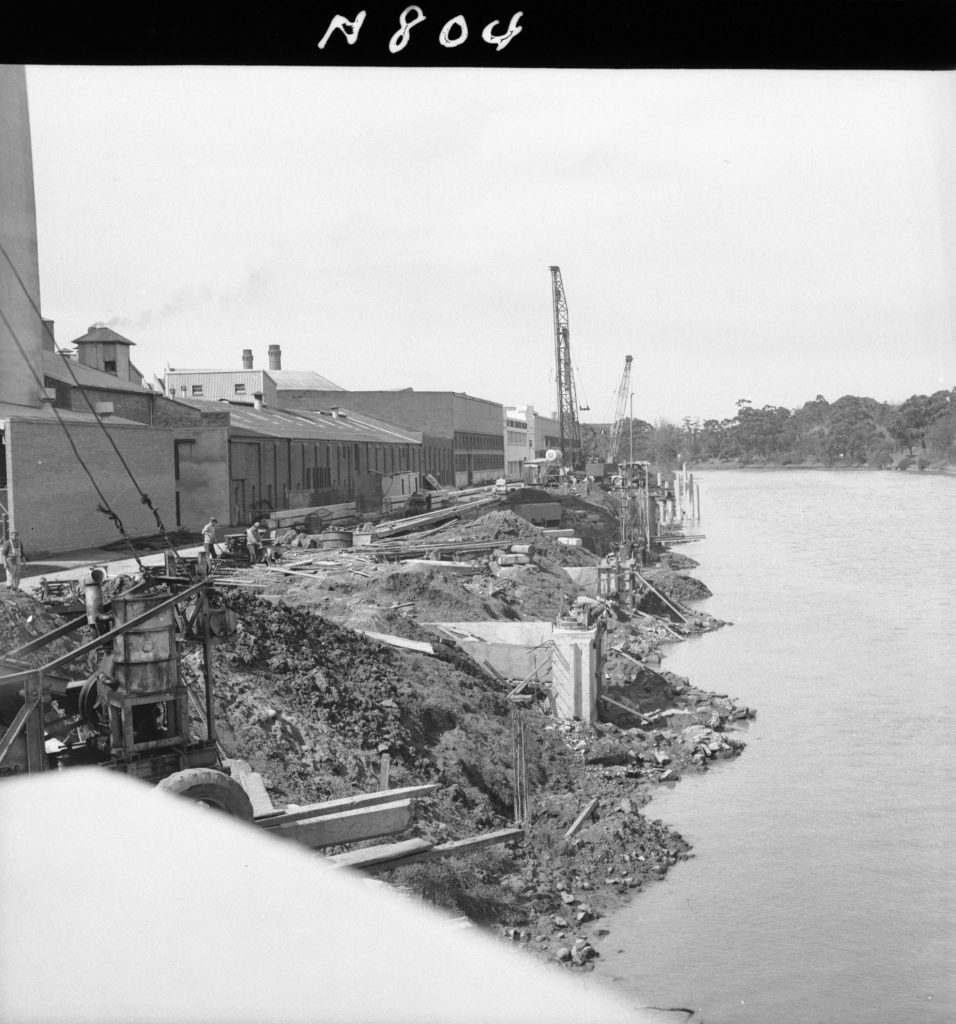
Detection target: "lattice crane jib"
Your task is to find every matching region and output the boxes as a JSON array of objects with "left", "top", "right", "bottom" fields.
[
  {"left": 606, "top": 354, "right": 633, "bottom": 463},
  {"left": 549, "top": 266, "right": 583, "bottom": 471}
]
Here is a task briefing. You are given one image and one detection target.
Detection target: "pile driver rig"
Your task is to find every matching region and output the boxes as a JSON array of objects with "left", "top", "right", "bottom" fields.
[
  {"left": 549, "top": 266, "right": 585, "bottom": 472},
  {"left": 606, "top": 354, "right": 633, "bottom": 464}
]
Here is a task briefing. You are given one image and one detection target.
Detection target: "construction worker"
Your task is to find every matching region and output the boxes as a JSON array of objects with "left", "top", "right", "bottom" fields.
[
  {"left": 245, "top": 521, "right": 263, "bottom": 564},
  {"left": 201, "top": 517, "right": 219, "bottom": 558},
  {"left": 2, "top": 530, "right": 27, "bottom": 591}
]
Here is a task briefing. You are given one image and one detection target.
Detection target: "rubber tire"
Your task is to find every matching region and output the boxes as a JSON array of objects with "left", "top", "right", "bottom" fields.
[{"left": 157, "top": 768, "right": 254, "bottom": 821}]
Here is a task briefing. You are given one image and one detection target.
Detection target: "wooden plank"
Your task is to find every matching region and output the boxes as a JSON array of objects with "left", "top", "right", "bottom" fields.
[
  {"left": 241, "top": 773, "right": 277, "bottom": 818},
  {"left": 337, "top": 827, "right": 525, "bottom": 874},
  {"left": 610, "top": 647, "right": 644, "bottom": 667},
  {"left": 633, "top": 569, "right": 689, "bottom": 623},
  {"left": 598, "top": 694, "right": 649, "bottom": 724},
  {"left": 275, "top": 799, "right": 414, "bottom": 849},
  {"left": 257, "top": 783, "right": 440, "bottom": 829},
  {"left": 564, "top": 797, "right": 600, "bottom": 840},
  {"left": 327, "top": 837, "right": 433, "bottom": 869},
  {"left": 361, "top": 631, "right": 435, "bottom": 655}
]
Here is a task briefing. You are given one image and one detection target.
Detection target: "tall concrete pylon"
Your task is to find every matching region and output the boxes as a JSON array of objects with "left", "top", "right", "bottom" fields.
[{"left": 0, "top": 64, "right": 43, "bottom": 408}]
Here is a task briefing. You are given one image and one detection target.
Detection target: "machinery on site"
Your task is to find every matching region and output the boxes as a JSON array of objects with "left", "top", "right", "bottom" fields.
[
  {"left": 0, "top": 563, "right": 255, "bottom": 815},
  {"left": 521, "top": 448, "right": 564, "bottom": 488},
  {"left": 549, "top": 266, "right": 586, "bottom": 472}
]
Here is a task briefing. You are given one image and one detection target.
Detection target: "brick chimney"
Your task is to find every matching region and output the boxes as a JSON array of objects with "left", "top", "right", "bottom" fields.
[
  {"left": 268, "top": 344, "right": 281, "bottom": 371},
  {"left": 242, "top": 348, "right": 253, "bottom": 369}
]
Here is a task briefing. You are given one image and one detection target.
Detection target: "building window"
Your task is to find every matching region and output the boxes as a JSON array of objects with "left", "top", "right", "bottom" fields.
[
  {"left": 234, "top": 383, "right": 246, "bottom": 395},
  {"left": 104, "top": 360, "right": 117, "bottom": 375},
  {"left": 192, "top": 385, "right": 203, "bottom": 396}
]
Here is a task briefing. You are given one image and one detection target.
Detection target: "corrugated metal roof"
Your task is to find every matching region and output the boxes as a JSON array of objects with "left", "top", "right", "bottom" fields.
[
  {"left": 43, "top": 353, "right": 154, "bottom": 395},
  {"left": 270, "top": 370, "right": 343, "bottom": 391},
  {"left": 179, "top": 400, "right": 421, "bottom": 445}
]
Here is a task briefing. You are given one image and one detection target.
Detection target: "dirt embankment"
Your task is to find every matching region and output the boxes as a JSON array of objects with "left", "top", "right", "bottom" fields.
[{"left": 201, "top": 496, "right": 753, "bottom": 970}]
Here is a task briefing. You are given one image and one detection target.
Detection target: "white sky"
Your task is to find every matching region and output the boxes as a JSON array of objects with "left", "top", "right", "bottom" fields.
[{"left": 24, "top": 66, "right": 956, "bottom": 425}]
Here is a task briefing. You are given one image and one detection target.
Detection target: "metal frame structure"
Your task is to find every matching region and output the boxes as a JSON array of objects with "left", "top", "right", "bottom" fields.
[
  {"left": 0, "top": 577, "right": 227, "bottom": 781},
  {"left": 606, "top": 355, "right": 633, "bottom": 463},
  {"left": 549, "top": 266, "right": 584, "bottom": 471}
]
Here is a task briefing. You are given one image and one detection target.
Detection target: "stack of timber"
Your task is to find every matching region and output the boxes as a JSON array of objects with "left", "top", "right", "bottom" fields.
[
  {"left": 226, "top": 762, "right": 523, "bottom": 869},
  {"left": 264, "top": 489, "right": 497, "bottom": 537},
  {"left": 371, "top": 494, "right": 499, "bottom": 539}
]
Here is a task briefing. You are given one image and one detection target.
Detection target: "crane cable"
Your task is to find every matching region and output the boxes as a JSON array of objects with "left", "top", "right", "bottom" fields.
[{"left": 0, "top": 239, "right": 184, "bottom": 569}]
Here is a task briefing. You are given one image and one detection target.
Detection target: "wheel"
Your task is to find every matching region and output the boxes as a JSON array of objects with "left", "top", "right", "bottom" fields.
[{"left": 157, "top": 768, "right": 254, "bottom": 821}]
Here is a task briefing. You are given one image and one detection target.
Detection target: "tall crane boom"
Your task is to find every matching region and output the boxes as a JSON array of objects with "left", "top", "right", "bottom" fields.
[
  {"left": 606, "top": 354, "right": 633, "bottom": 463},
  {"left": 549, "top": 265, "right": 583, "bottom": 471}
]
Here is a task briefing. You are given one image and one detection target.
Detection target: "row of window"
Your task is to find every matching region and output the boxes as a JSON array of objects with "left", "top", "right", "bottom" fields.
[
  {"left": 455, "top": 452, "right": 505, "bottom": 471},
  {"left": 454, "top": 431, "right": 504, "bottom": 452},
  {"left": 505, "top": 418, "right": 527, "bottom": 430}
]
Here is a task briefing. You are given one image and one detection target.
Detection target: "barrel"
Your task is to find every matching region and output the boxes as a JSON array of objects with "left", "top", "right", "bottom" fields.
[
  {"left": 304, "top": 512, "right": 327, "bottom": 534},
  {"left": 110, "top": 591, "right": 178, "bottom": 694}
]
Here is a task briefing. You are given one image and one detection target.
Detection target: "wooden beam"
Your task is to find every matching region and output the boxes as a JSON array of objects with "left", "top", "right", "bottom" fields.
[
  {"left": 361, "top": 631, "right": 435, "bottom": 655},
  {"left": 598, "top": 694, "right": 650, "bottom": 723},
  {"left": 274, "top": 798, "right": 414, "bottom": 849},
  {"left": 332, "top": 827, "right": 525, "bottom": 873},
  {"left": 327, "top": 838, "right": 433, "bottom": 870},
  {"left": 610, "top": 647, "right": 643, "bottom": 667},
  {"left": 564, "top": 797, "right": 600, "bottom": 840},
  {"left": 633, "top": 569, "right": 689, "bottom": 624},
  {"left": 257, "top": 783, "right": 440, "bottom": 829}
]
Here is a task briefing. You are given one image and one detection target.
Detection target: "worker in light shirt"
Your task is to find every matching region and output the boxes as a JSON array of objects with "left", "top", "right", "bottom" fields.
[
  {"left": 2, "top": 530, "right": 28, "bottom": 591},
  {"left": 246, "top": 521, "right": 263, "bottom": 564},
  {"left": 201, "top": 517, "right": 219, "bottom": 559}
]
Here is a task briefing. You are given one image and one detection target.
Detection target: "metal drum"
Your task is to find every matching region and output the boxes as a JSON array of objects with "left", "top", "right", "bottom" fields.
[{"left": 110, "top": 591, "right": 179, "bottom": 694}]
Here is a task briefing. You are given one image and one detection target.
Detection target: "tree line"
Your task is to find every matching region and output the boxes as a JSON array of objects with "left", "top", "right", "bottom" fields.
[{"left": 582, "top": 387, "right": 956, "bottom": 469}]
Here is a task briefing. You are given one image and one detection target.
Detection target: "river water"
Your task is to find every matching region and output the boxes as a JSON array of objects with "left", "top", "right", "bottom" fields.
[{"left": 594, "top": 470, "right": 956, "bottom": 1024}]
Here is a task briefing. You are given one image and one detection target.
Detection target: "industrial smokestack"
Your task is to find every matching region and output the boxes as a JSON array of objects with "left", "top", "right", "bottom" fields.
[
  {"left": 242, "top": 348, "right": 253, "bottom": 369},
  {"left": 268, "top": 344, "right": 281, "bottom": 371},
  {"left": 0, "top": 66, "right": 44, "bottom": 408}
]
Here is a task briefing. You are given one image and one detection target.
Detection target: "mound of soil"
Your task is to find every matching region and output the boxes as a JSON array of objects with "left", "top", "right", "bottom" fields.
[{"left": 642, "top": 566, "right": 713, "bottom": 602}]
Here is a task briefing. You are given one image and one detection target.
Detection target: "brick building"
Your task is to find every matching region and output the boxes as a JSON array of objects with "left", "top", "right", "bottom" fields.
[
  {"left": 277, "top": 389, "right": 503, "bottom": 488},
  {"left": 1, "top": 66, "right": 176, "bottom": 555}
]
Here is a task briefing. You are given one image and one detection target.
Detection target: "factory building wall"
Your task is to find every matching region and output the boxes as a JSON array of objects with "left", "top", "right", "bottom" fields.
[
  {"left": 279, "top": 391, "right": 456, "bottom": 439},
  {"left": 226, "top": 434, "right": 424, "bottom": 525},
  {"left": 451, "top": 393, "right": 504, "bottom": 487},
  {"left": 275, "top": 390, "right": 500, "bottom": 488},
  {"left": 173, "top": 427, "right": 230, "bottom": 530},
  {"left": 4, "top": 418, "right": 176, "bottom": 555},
  {"left": 164, "top": 371, "right": 277, "bottom": 406},
  {"left": 44, "top": 379, "right": 155, "bottom": 426}
]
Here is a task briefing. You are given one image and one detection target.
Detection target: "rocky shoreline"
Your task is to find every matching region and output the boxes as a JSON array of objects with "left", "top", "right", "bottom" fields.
[{"left": 490, "top": 649, "right": 754, "bottom": 971}]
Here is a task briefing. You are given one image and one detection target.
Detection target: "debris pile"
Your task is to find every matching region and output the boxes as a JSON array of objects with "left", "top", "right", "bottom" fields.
[{"left": 197, "top": 485, "right": 754, "bottom": 968}]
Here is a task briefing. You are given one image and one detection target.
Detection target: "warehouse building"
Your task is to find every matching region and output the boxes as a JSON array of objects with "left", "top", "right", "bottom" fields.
[
  {"left": 277, "top": 389, "right": 503, "bottom": 488},
  {"left": 162, "top": 399, "right": 425, "bottom": 528}
]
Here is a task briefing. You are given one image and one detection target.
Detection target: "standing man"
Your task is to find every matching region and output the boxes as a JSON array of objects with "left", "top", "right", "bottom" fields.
[
  {"left": 245, "top": 520, "right": 262, "bottom": 564},
  {"left": 2, "top": 530, "right": 27, "bottom": 591},
  {"left": 201, "top": 517, "right": 219, "bottom": 559}
]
